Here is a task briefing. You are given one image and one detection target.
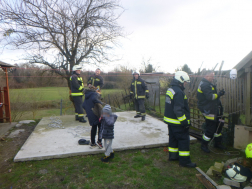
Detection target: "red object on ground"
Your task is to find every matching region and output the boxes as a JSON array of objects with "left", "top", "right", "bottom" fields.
[{"left": 163, "top": 147, "right": 169, "bottom": 152}]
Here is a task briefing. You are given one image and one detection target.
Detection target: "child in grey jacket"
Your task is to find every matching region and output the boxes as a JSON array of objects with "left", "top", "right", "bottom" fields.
[{"left": 100, "top": 104, "right": 117, "bottom": 162}]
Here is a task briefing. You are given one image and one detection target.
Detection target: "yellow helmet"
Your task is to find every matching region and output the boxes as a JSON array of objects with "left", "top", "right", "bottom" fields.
[{"left": 245, "top": 143, "right": 252, "bottom": 158}]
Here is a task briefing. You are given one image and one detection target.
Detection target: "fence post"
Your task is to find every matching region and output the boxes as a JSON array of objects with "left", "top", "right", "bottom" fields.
[{"left": 60, "top": 99, "right": 62, "bottom": 116}]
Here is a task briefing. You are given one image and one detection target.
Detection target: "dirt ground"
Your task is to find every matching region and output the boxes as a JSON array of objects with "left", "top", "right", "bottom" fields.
[{"left": 0, "top": 123, "right": 36, "bottom": 175}]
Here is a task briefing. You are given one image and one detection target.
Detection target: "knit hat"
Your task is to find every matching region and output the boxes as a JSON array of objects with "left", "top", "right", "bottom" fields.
[{"left": 102, "top": 104, "right": 112, "bottom": 115}]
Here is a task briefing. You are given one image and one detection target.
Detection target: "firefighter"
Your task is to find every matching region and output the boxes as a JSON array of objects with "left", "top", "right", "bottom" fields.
[
  {"left": 130, "top": 70, "right": 149, "bottom": 121},
  {"left": 164, "top": 71, "right": 196, "bottom": 168},
  {"left": 87, "top": 68, "right": 104, "bottom": 91},
  {"left": 197, "top": 71, "right": 226, "bottom": 153},
  {"left": 70, "top": 65, "right": 87, "bottom": 123}
]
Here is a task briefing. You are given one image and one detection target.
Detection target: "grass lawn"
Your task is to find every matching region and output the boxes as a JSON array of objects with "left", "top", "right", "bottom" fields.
[
  {"left": 10, "top": 87, "right": 123, "bottom": 102},
  {"left": 0, "top": 120, "right": 243, "bottom": 189},
  {"left": 2, "top": 90, "right": 246, "bottom": 188},
  {"left": 9, "top": 88, "right": 124, "bottom": 121}
]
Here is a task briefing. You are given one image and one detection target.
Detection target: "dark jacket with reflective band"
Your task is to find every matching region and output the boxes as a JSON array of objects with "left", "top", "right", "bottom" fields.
[
  {"left": 197, "top": 78, "right": 222, "bottom": 120},
  {"left": 70, "top": 72, "right": 84, "bottom": 96},
  {"left": 130, "top": 77, "right": 149, "bottom": 99},
  {"left": 87, "top": 74, "right": 104, "bottom": 90},
  {"left": 163, "top": 79, "right": 190, "bottom": 125}
]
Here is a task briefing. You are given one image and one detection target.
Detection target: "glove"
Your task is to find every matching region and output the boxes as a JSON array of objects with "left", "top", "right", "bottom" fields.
[
  {"left": 146, "top": 93, "right": 149, "bottom": 99},
  {"left": 218, "top": 89, "right": 225, "bottom": 97}
]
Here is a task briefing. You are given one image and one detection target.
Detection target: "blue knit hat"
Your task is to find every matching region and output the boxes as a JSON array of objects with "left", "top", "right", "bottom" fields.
[{"left": 102, "top": 104, "right": 112, "bottom": 115}]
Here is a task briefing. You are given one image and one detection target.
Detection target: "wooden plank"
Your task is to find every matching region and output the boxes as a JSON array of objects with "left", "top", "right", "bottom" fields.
[
  {"left": 224, "top": 78, "right": 227, "bottom": 112},
  {"left": 228, "top": 78, "right": 231, "bottom": 113},
  {"left": 240, "top": 78, "right": 243, "bottom": 113},
  {"left": 196, "top": 174, "right": 215, "bottom": 189},
  {"left": 245, "top": 72, "right": 251, "bottom": 126},
  {"left": 220, "top": 76, "right": 224, "bottom": 109},
  {"left": 0, "top": 87, "right": 3, "bottom": 123},
  {"left": 236, "top": 78, "right": 238, "bottom": 112},
  {"left": 225, "top": 78, "right": 228, "bottom": 113},
  {"left": 232, "top": 79, "right": 235, "bottom": 113},
  {"left": 243, "top": 77, "right": 246, "bottom": 114},
  {"left": 238, "top": 78, "right": 241, "bottom": 111}
]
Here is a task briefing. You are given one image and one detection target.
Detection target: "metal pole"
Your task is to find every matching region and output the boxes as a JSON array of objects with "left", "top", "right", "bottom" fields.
[{"left": 60, "top": 99, "right": 62, "bottom": 116}]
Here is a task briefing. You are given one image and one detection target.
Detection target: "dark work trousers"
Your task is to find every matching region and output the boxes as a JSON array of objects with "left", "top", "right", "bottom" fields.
[
  {"left": 205, "top": 119, "right": 224, "bottom": 142},
  {"left": 134, "top": 99, "right": 146, "bottom": 115},
  {"left": 205, "top": 119, "right": 224, "bottom": 138},
  {"left": 168, "top": 125, "right": 191, "bottom": 165},
  {"left": 91, "top": 123, "right": 101, "bottom": 144},
  {"left": 73, "top": 96, "right": 84, "bottom": 117}
]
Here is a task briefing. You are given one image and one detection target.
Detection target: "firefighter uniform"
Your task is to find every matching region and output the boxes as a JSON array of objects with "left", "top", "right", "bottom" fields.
[
  {"left": 197, "top": 78, "right": 225, "bottom": 152},
  {"left": 130, "top": 77, "right": 149, "bottom": 120},
  {"left": 87, "top": 74, "right": 104, "bottom": 90},
  {"left": 70, "top": 72, "right": 86, "bottom": 123},
  {"left": 164, "top": 78, "right": 195, "bottom": 167}
]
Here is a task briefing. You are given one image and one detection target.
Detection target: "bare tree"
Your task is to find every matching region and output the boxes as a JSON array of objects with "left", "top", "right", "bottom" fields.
[
  {"left": 0, "top": 0, "right": 124, "bottom": 87},
  {"left": 140, "top": 57, "right": 159, "bottom": 73}
]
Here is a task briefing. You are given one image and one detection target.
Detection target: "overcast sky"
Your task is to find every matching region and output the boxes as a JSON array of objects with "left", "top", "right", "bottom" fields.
[
  {"left": 1, "top": 0, "right": 252, "bottom": 73},
  {"left": 107, "top": 0, "right": 252, "bottom": 73}
]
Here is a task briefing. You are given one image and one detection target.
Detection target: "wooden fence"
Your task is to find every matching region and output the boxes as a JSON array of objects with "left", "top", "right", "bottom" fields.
[{"left": 184, "top": 74, "right": 249, "bottom": 129}]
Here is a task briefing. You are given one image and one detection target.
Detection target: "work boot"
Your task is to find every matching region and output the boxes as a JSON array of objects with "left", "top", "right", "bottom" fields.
[
  {"left": 134, "top": 114, "right": 141, "bottom": 118},
  {"left": 79, "top": 117, "right": 87, "bottom": 123},
  {"left": 180, "top": 162, "right": 197, "bottom": 168},
  {"left": 110, "top": 151, "right": 114, "bottom": 159},
  {"left": 168, "top": 152, "right": 179, "bottom": 161},
  {"left": 201, "top": 140, "right": 210, "bottom": 153},
  {"left": 75, "top": 115, "right": 79, "bottom": 121},
  {"left": 141, "top": 115, "right": 145, "bottom": 121},
  {"left": 179, "top": 156, "right": 196, "bottom": 168},
  {"left": 101, "top": 155, "right": 111, "bottom": 163}
]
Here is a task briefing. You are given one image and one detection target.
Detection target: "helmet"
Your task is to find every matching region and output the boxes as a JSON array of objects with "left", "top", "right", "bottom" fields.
[
  {"left": 72, "top": 65, "right": 82, "bottom": 71},
  {"left": 174, "top": 71, "right": 190, "bottom": 83},
  {"left": 226, "top": 165, "right": 247, "bottom": 182},
  {"left": 245, "top": 143, "right": 252, "bottom": 158},
  {"left": 132, "top": 70, "right": 140, "bottom": 76}
]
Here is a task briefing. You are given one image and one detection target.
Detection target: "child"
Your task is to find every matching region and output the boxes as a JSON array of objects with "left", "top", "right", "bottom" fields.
[
  {"left": 100, "top": 104, "right": 117, "bottom": 162},
  {"left": 82, "top": 87, "right": 103, "bottom": 148}
]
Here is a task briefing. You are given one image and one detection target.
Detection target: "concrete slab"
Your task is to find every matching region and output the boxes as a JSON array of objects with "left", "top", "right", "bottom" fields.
[
  {"left": 14, "top": 112, "right": 196, "bottom": 162},
  {"left": 0, "top": 122, "right": 17, "bottom": 138}
]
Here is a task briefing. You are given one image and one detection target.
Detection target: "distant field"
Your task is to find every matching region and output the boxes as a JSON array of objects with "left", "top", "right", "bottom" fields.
[
  {"left": 9, "top": 87, "right": 124, "bottom": 102},
  {"left": 9, "top": 87, "right": 125, "bottom": 121}
]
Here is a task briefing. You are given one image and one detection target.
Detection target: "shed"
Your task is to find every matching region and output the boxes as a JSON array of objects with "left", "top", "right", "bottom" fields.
[
  {"left": 234, "top": 51, "right": 252, "bottom": 126},
  {"left": 141, "top": 72, "right": 164, "bottom": 106},
  {"left": 0, "top": 61, "right": 14, "bottom": 123}
]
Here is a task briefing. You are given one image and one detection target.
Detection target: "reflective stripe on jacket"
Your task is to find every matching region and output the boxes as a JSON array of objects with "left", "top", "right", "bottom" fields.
[
  {"left": 87, "top": 75, "right": 104, "bottom": 90},
  {"left": 197, "top": 78, "right": 221, "bottom": 120},
  {"left": 163, "top": 79, "right": 190, "bottom": 125},
  {"left": 70, "top": 73, "right": 84, "bottom": 96},
  {"left": 130, "top": 77, "right": 149, "bottom": 99}
]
